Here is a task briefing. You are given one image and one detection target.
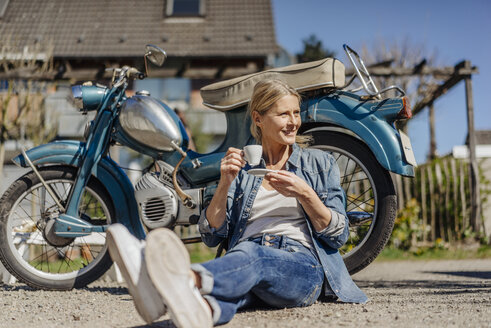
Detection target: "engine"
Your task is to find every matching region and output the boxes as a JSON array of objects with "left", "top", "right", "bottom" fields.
[
  {"left": 134, "top": 161, "right": 201, "bottom": 230},
  {"left": 134, "top": 168, "right": 178, "bottom": 229}
]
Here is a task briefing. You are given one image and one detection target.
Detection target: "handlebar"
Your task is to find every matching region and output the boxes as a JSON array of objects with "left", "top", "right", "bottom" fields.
[
  {"left": 109, "top": 66, "right": 146, "bottom": 88},
  {"left": 127, "top": 67, "right": 146, "bottom": 80}
]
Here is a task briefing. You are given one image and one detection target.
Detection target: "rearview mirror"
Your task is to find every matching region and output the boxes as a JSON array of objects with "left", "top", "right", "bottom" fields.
[{"left": 145, "top": 44, "right": 167, "bottom": 67}]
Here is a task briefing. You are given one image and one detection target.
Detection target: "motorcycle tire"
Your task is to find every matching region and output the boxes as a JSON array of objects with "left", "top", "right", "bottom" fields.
[
  {"left": 308, "top": 130, "right": 397, "bottom": 274},
  {"left": 0, "top": 165, "right": 116, "bottom": 290}
]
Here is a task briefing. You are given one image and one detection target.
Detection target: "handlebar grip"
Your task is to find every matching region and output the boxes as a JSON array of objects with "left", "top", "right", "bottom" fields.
[{"left": 127, "top": 67, "right": 146, "bottom": 80}]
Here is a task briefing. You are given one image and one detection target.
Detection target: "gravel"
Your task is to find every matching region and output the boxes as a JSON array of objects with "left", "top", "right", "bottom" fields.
[{"left": 0, "top": 259, "right": 490, "bottom": 328}]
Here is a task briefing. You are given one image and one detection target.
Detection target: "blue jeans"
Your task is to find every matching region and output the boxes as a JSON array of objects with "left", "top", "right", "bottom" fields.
[{"left": 191, "top": 234, "right": 325, "bottom": 325}]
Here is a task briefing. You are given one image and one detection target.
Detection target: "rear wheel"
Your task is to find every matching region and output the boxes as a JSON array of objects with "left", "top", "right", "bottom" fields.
[
  {"left": 0, "top": 166, "right": 116, "bottom": 290},
  {"left": 309, "top": 131, "right": 397, "bottom": 274}
]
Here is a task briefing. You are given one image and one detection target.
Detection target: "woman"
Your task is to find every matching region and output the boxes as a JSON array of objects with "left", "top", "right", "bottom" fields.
[{"left": 107, "top": 79, "right": 367, "bottom": 328}]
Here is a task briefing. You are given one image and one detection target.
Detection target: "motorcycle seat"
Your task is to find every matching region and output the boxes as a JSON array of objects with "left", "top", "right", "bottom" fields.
[{"left": 200, "top": 58, "right": 345, "bottom": 111}]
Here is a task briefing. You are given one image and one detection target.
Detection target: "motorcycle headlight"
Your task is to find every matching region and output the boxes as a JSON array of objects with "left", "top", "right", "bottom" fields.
[
  {"left": 70, "top": 84, "right": 108, "bottom": 112},
  {"left": 70, "top": 85, "right": 83, "bottom": 109}
]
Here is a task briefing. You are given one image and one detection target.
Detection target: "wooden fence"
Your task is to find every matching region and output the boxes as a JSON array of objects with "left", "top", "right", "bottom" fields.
[{"left": 394, "top": 156, "right": 488, "bottom": 244}]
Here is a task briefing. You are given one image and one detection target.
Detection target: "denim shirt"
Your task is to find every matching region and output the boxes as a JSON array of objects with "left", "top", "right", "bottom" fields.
[{"left": 198, "top": 143, "right": 368, "bottom": 303}]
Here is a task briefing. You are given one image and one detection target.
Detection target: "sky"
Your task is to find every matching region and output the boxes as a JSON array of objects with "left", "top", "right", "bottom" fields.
[{"left": 272, "top": 0, "right": 491, "bottom": 164}]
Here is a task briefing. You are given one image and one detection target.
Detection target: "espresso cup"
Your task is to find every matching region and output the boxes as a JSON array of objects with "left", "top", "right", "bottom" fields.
[{"left": 243, "top": 145, "right": 262, "bottom": 166}]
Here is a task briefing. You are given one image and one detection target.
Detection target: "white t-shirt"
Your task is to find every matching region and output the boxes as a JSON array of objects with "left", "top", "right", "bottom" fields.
[{"left": 240, "top": 185, "right": 314, "bottom": 248}]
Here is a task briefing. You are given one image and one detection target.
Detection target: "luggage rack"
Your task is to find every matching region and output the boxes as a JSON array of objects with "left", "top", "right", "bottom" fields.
[{"left": 343, "top": 44, "right": 405, "bottom": 99}]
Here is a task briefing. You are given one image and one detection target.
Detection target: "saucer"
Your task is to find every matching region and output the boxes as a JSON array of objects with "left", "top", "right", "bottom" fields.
[{"left": 247, "top": 168, "right": 276, "bottom": 177}]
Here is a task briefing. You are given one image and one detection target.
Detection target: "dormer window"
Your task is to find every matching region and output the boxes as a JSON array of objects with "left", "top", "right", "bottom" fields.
[{"left": 166, "top": 0, "right": 204, "bottom": 17}]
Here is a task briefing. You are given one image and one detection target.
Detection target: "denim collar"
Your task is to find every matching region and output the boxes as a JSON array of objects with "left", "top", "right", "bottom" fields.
[
  {"left": 286, "top": 143, "right": 302, "bottom": 170},
  {"left": 254, "top": 143, "right": 302, "bottom": 171}
]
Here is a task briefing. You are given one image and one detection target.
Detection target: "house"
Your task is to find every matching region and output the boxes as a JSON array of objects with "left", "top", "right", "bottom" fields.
[
  {"left": 0, "top": 0, "right": 279, "bottom": 283},
  {"left": 0, "top": 0, "right": 277, "bottom": 80},
  {"left": 0, "top": 0, "right": 278, "bottom": 138},
  {"left": 0, "top": 0, "right": 279, "bottom": 182},
  {"left": 453, "top": 130, "right": 491, "bottom": 240}
]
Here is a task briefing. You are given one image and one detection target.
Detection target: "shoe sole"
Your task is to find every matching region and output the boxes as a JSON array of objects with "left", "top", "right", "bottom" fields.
[
  {"left": 107, "top": 224, "right": 166, "bottom": 324},
  {"left": 145, "top": 228, "right": 213, "bottom": 328}
]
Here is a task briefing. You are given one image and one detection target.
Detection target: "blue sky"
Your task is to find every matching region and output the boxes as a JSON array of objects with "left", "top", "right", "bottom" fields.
[{"left": 272, "top": 0, "right": 491, "bottom": 163}]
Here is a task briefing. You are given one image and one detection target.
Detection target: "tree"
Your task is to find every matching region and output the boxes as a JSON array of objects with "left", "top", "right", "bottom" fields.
[
  {"left": 296, "top": 34, "right": 336, "bottom": 63},
  {"left": 0, "top": 38, "right": 57, "bottom": 179}
]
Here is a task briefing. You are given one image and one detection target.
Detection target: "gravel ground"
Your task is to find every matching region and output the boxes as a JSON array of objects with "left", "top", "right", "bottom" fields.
[{"left": 0, "top": 259, "right": 489, "bottom": 328}]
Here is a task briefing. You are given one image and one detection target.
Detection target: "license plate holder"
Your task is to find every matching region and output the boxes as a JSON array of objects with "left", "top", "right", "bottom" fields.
[{"left": 399, "top": 130, "right": 417, "bottom": 167}]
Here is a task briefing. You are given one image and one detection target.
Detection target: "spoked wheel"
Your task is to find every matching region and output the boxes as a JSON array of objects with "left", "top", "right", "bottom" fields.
[
  {"left": 0, "top": 166, "right": 116, "bottom": 290},
  {"left": 309, "top": 131, "right": 397, "bottom": 274}
]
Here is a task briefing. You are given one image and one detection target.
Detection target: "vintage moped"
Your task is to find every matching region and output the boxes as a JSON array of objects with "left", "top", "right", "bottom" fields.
[{"left": 0, "top": 44, "right": 416, "bottom": 290}]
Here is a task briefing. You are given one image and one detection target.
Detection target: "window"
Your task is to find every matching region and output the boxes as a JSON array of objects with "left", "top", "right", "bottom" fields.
[{"left": 166, "top": 0, "right": 204, "bottom": 17}]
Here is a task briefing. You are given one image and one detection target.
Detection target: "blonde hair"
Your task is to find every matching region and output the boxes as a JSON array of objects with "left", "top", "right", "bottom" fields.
[{"left": 248, "top": 79, "right": 312, "bottom": 147}]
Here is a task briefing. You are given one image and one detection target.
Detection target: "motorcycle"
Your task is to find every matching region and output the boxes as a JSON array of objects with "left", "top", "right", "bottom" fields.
[{"left": 0, "top": 44, "right": 416, "bottom": 290}]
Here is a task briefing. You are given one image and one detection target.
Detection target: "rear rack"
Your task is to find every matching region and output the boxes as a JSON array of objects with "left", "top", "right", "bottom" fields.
[{"left": 343, "top": 44, "right": 405, "bottom": 99}]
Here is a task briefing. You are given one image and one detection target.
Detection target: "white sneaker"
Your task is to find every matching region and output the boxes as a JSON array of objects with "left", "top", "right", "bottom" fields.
[
  {"left": 107, "top": 224, "right": 167, "bottom": 324},
  {"left": 145, "top": 228, "right": 213, "bottom": 328}
]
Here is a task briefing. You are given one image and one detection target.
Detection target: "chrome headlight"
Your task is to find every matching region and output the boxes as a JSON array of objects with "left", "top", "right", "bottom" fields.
[
  {"left": 70, "top": 85, "right": 84, "bottom": 109},
  {"left": 69, "top": 84, "right": 108, "bottom": 112}
]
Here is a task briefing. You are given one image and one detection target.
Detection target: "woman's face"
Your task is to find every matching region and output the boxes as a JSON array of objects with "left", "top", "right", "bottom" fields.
[{"left": 254, "top": 94, "right": 301, "bottom": 147}]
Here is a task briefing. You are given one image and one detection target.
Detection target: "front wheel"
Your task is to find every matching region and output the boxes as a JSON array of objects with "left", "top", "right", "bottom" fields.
[
  {"left": 0, "top": 166, "right": 116, "bottom": 290},
  {"left": 308, "top": 131, "right": 397, "bottom": 274}
]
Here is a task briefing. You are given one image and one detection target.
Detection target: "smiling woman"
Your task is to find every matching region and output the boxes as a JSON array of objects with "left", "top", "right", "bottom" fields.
[
  {"left": 249, "top": 81, "right": 300, "bottom": 147},
  {"left": 106, "top": 79, "right": 367, "bottom": 328}
]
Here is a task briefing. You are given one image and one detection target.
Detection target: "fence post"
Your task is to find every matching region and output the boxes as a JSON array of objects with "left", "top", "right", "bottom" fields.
[
  {"left": 421, "top": 167, "right": 427, "bottom": 242},
  {"left": 450, "top": 159, "right": 459, "bottom": 237},
  {"left": 464, "top": 68, "right": 481, "bottom": 234},
  {"left": 428, "top": 165, "right": 436, "bottom": 241},
  {"left": 459, "top": 160, "right": 468, "bottom": 232},
  {"left": 395, "top": 174, "right": 404, "bottom": 211},
  {"left": 443, "top": 159, "right": 453, "bottom": 242},
  {"left": 435, "top": 162, "right": 446, "bottom": 241}
]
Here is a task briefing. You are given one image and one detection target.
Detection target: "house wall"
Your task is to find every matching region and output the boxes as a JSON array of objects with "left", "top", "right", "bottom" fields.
[
  {"left": 453, "top": 145, "right": 491, "bottom": 241},
  {"left": 0, "top": 165, "right": 29, "bottom": 196}
]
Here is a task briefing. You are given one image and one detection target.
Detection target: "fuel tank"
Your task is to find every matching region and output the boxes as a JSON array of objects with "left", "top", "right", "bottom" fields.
[{"left": 118, "top": 95, "right": 188, "bottom": 152}]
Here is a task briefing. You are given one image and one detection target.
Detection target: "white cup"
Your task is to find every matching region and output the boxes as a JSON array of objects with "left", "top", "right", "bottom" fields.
[{"left": 243, "top": 145, "right": 263, "bottom": 166}]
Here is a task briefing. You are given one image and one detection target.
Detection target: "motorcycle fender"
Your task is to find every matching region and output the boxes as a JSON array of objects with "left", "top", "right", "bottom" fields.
[
  {"left": 309, "top": 96, "right": 415, "bottom": 177},
  {"left": 12, "top": 140, "right": 146, "bottom": 239}
]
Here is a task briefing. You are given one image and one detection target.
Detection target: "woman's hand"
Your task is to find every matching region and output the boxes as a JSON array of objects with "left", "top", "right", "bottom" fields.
[
  {"left": 206, "top": 147, "right": 244, "bottom": 229},
  {"left": 265, "top": 170, "right": 333, "bottom": 232},
  {"left": 264, "top": 170, "right": 310, "bottom": 198},
  {"left": 220, "top": 147, "right": 246, "bottom": 186}
]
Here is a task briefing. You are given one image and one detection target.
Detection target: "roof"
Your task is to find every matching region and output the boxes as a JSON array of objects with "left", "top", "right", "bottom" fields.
[
  {"left": 466, "top": 130, "right": 491, "bottom": 145},
  {"left": 0, "top": 0, "right": 277, "bottom": 58}
]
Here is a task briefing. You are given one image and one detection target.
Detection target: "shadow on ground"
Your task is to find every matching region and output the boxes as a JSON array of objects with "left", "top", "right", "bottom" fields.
[
  {"left": 131, "top": 320, "right": 174, "bottom": 328},
  {"left": 424, "top": 271, "right": 491, "bottom": 279},
  {"left": 355, "top": 276, "right": 490, "bottom": 296}
]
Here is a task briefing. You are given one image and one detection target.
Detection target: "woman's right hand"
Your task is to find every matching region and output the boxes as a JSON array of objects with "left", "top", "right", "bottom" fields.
[
  {"left": 220, "top": 147, "right": 246, "bottom": 186},
  {"left": 206, "top": 147, "right": 245, "bottom": 228}
]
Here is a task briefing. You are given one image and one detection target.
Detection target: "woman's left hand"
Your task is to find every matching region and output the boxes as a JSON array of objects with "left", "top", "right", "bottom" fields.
[
  {"left": 265, "top": 170, "right": 333, "bottom": 232},
  {"left": 264, "top": 170, "right": 312, "bottom": 199}
]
